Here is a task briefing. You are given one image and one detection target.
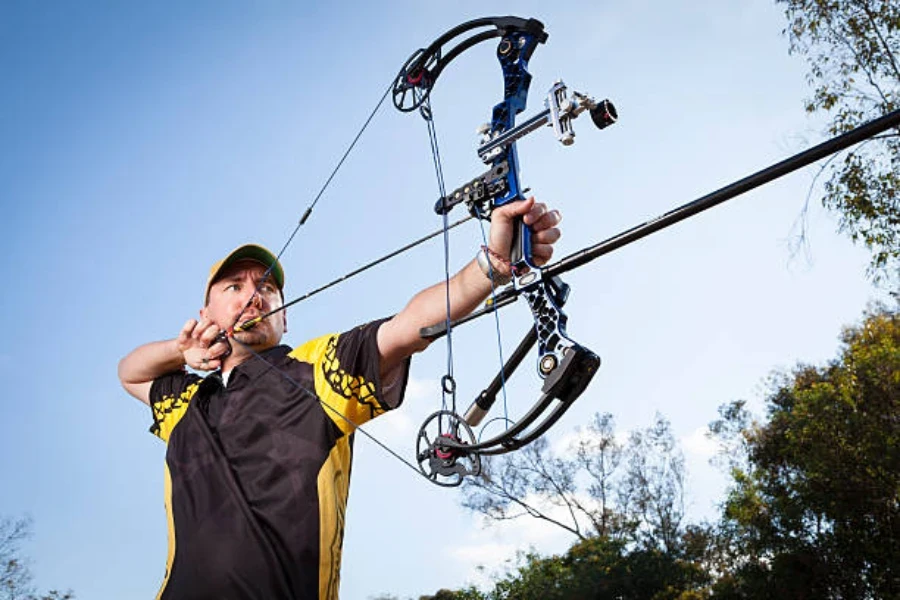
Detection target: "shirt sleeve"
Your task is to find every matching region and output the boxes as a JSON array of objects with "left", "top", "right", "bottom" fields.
[
  {"left": 288, "top": 318, "right": 410, "bottom": 434},
  {"left": 149, "top": 370, "right": 202, "bottom": 442}
]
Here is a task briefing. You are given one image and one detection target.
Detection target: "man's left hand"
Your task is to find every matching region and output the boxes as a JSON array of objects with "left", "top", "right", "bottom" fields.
[{"left": 487, "top": 197, "right": 562, "bottom": 275}]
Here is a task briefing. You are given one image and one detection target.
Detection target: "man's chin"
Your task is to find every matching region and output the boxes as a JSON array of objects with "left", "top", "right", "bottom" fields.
[{"left": 232, "top": 329, "right": 275, "bottom": 349}]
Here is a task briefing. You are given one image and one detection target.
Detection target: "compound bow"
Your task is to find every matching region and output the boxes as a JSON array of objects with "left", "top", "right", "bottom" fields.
[
  {"left": 390, "top": 16, "right": 617, "bottom": 486},
  {"left": 224, "top": 15, "right": 898, "bottom": 490}
]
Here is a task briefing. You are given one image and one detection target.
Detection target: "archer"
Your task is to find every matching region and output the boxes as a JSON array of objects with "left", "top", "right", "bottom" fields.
[{"left": 118, "top": 197, "right": 561, "bottom": 599}]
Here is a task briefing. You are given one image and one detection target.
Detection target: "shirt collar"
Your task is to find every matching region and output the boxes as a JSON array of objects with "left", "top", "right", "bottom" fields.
[{"left": 228, "top": 344, "right": 292, "bottom": 383}]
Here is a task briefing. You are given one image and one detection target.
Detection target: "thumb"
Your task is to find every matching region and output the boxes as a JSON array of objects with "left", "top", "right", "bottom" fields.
[{"left": 495, "top": 196, "right": 535, "bottom": 220}]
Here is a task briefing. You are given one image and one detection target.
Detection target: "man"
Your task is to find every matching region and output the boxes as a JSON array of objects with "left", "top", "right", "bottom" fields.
[{"left": 119, "top": 197, "right": 562, "bottom": 599}]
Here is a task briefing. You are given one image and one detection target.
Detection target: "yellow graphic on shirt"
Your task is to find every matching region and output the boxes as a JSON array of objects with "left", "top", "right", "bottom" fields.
[
  {"left": 290, "top": 333, "right": 384, "bottom": 435},
  {"left": 151, "top": 382, "right": 198, "bottom": 442},
  {"left": 154, "top": 464, "right": 177, "bottom": 600},
  {"left": 316, "top": 436, "right": 352, "bottom": 600}
]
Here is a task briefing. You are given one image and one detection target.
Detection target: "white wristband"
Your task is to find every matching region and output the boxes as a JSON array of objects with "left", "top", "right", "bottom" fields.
[{"left": 476, "top": 248, "right": 513, "bottom": 285}]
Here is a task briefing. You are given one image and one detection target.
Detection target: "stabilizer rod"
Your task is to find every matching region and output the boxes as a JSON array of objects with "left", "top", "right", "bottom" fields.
[
  {"left": 419, "top": 108, "right": 900, "bottom": 339},
  {"left": 546, "top": 108, "right": 900, "bottom": 278}
]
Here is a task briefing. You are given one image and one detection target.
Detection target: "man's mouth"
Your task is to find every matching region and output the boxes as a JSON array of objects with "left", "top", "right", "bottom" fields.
[{"left": 235, "top": 316, "right": 264, "bottom": 332}]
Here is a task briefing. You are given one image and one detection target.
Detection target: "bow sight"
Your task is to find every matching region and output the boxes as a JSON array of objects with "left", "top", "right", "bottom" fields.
[
  {"left": 438, "top": 82, "right": 617, "bottom": 218},
  {"left": 393, "top": 16, "right": 618, "bottom": 486}
]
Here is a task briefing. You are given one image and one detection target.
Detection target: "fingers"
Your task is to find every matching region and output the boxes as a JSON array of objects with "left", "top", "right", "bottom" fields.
[
  {"left": 190, "top": 318, "right": 221, "bottom": 348},
  {"left": 185, "top": 339, "right": 227, "bottom": 372},
  {"left": 523, "top": 200, "right": 561, "bottom": 264},
  {"left": 197, "top": 357, "right": 222, "bottom": 371},
  {"left": 491, "top": 196, "right": 534, "bottom": 223},
  {"left": 531, "top": 243, "right": 555, "bottom": 266},
  {"left": 531, "top": 221, "right": 561, "bottom": 244},
  {"left": 487, "top": 196, "right": 562, "bottom": 266},
  {"left": 207, "top": 339, "right": 230, "bottom": 360},
  {"left": 494, "top": 198, "right": 561, "bottom": 230},
  {"left": 529, "top": 207, "right": 562, "bottom": 232},
  {"left": 178, "top": 317, "right": 230, "bottom": 371},
  {"left": 177, "top": 319, "right": 197, "bottom": 348}
]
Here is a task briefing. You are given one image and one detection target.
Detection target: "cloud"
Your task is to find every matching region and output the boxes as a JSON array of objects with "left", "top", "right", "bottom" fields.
[
  {"left": 681, "top": 426, "right": 718, "bottom": 460},
  {"left": 445, "top": 524, "right": 569, "bottom": 589},
  {"left": 551, "top": 426, "right": 628, "bottom": 457},
  {"left": 405, "top": 376, "right": 439, "bottom": 403},
  {"left": 442, "top": 492, "right": 588, "bottom": 588},
  {"left": 551, "top": 428, "right": 593, "bottom": 455},
  {"left": 447, "top": 541, "right": 517, "bottom": 567}
]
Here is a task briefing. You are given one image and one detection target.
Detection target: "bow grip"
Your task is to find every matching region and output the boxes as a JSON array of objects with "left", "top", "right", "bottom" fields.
[{"left": 509, "top": 214, "right": 532, "bottom": 266}]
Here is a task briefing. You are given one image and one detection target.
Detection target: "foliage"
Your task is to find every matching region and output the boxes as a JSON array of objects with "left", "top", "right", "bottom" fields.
[
  {"left": 778, "top": 0, "right": 900, "bottom": 283},
  {"left": 455, "top": 414, "right": 709, "bottom": 598},
  {"left": 416, "top": 588, "right": 487, "bottom": 600},
  {"left": 444, "top": 537, "right": 709, "bottom": 600},
  {"left": 0, "top": 516, "right": 74, "bottom": 600},
  {"left": 710, "top": 305, "right": 900, "bottom": 598},
  {"left": 436, "top": 307, "right": 900, "bottom": 598}
]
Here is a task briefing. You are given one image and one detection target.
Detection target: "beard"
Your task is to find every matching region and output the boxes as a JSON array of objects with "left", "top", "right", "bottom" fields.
[{"left": 232, "top": 320, "right": 278, "bottom": 349}]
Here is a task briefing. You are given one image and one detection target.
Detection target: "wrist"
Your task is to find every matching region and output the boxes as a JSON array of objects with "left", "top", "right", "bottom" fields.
[
  {"left": 169, "top": 338, "right": 188, "bottom": 368},
  {"left": 475, "top": 245, "right": 513, "bottom": 285}
]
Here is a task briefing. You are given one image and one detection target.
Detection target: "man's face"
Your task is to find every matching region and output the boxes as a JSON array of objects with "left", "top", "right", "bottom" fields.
[{"left": 201, "top": 259, "right": 287, "bottom": 349}]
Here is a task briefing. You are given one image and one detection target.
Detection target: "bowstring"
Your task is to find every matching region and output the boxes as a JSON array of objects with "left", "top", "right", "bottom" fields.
[
  {"left": 419, "top": 94, "right": 457, "bottom": 423},
  {"left": 418, "top": 94, "right": 515, "bottom": 444},
  {"left": 229, "top": 80, "right": 395, "bottom": 334}
]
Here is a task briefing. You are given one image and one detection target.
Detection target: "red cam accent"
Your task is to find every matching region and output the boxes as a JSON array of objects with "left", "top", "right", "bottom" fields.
[
  {"left": 435, "top": 433, "right": 458, "bottom": 460},
  {"left": 406, "top": 69, "right": 428, "bottom": 86}
]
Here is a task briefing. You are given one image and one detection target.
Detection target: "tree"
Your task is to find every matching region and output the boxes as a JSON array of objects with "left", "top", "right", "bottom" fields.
[
  {"left": 0, "top": 516, "right": 73, "bottom": 600},
  {"left": 456, "top": 414, "right": 710, "bottom": 598},
  {"left": 462, "top": 412, "right": 686, "bottom": 549},
  {"left": 433, "top": 537, "right": 708, "bottom": 600},
  {"left": 620, "top": 415, "right": 687, "bottom": 554},
  {"left": 710, "top": 305, "right": 900, "bottom": 598},
  {"left": 778, "top": 0, "right": 900, "bottom": 283}
]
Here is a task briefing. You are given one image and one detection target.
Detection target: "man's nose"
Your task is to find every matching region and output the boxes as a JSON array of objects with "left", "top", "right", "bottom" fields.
[{"left": 244, "top": 290, "right": 263, "bottom": 309}]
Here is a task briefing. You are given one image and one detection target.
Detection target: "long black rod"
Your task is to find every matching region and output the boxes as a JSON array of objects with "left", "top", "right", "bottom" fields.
[
  {"left": 419, "top": 108, "right": 900, "bottom": 337},
  {"left": 545, "top": 108, "right": 900, "bottom": 278}
]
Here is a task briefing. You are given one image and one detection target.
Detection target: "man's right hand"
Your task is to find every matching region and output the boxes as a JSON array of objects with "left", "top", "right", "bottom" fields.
[
  {"left": 118, "top": 318, "right": 228, "bottom": 405},
  {"left": 178, "top": 318, "right": 230, "bottom": 372}
]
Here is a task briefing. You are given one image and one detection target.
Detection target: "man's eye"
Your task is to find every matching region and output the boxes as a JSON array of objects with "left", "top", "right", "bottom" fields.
[
  {"left": 261, "top": 283, "right": 276, "bottom": 294},
  {"left": 226, "top": 283, "right": 241, "bottom": 292}
]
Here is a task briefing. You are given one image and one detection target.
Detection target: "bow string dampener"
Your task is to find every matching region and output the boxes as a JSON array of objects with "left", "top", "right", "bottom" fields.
[{"left": 392, "top": 16, "right": 618, "bottom": 486}]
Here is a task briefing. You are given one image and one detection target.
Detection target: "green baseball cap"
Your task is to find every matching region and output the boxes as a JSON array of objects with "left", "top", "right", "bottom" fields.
[{"left": 205, "top": 244, "right": 285, "bottom": 303}]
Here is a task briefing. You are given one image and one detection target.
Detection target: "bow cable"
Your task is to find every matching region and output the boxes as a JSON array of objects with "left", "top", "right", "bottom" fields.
[
  {"left": 419, "top": 96, "right": 458, "bottom": 420},
  {"left": 418, "top": 90, "right": 514, "bottom": 448}
]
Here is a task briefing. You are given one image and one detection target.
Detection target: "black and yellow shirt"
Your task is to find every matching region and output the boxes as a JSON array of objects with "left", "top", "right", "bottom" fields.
[{"left": 148, "top": 320, "right": 408, "bottom": 600}]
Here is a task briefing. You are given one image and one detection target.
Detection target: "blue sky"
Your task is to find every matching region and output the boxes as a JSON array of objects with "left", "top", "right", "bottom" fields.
[{"left": 0, "top": 1, "right": 890, "bottom": 599}]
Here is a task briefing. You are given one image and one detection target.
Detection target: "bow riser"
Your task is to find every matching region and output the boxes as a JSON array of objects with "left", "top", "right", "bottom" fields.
[
  {"left": 396, "top": 16, "right": 608, "bottom": 486},
  {"left": 486, "top": 30, "right": 541, "bottom": 267}
]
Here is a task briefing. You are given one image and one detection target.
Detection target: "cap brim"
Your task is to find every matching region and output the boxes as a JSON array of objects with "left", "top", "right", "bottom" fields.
[{"left": 206, "top": 244, "right": 285, "bottom": 302}]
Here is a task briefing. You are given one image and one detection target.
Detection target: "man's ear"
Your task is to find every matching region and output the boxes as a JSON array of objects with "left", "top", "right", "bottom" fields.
[{"left": 200, "top": 306, "right": 208, "bottom": 320}]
